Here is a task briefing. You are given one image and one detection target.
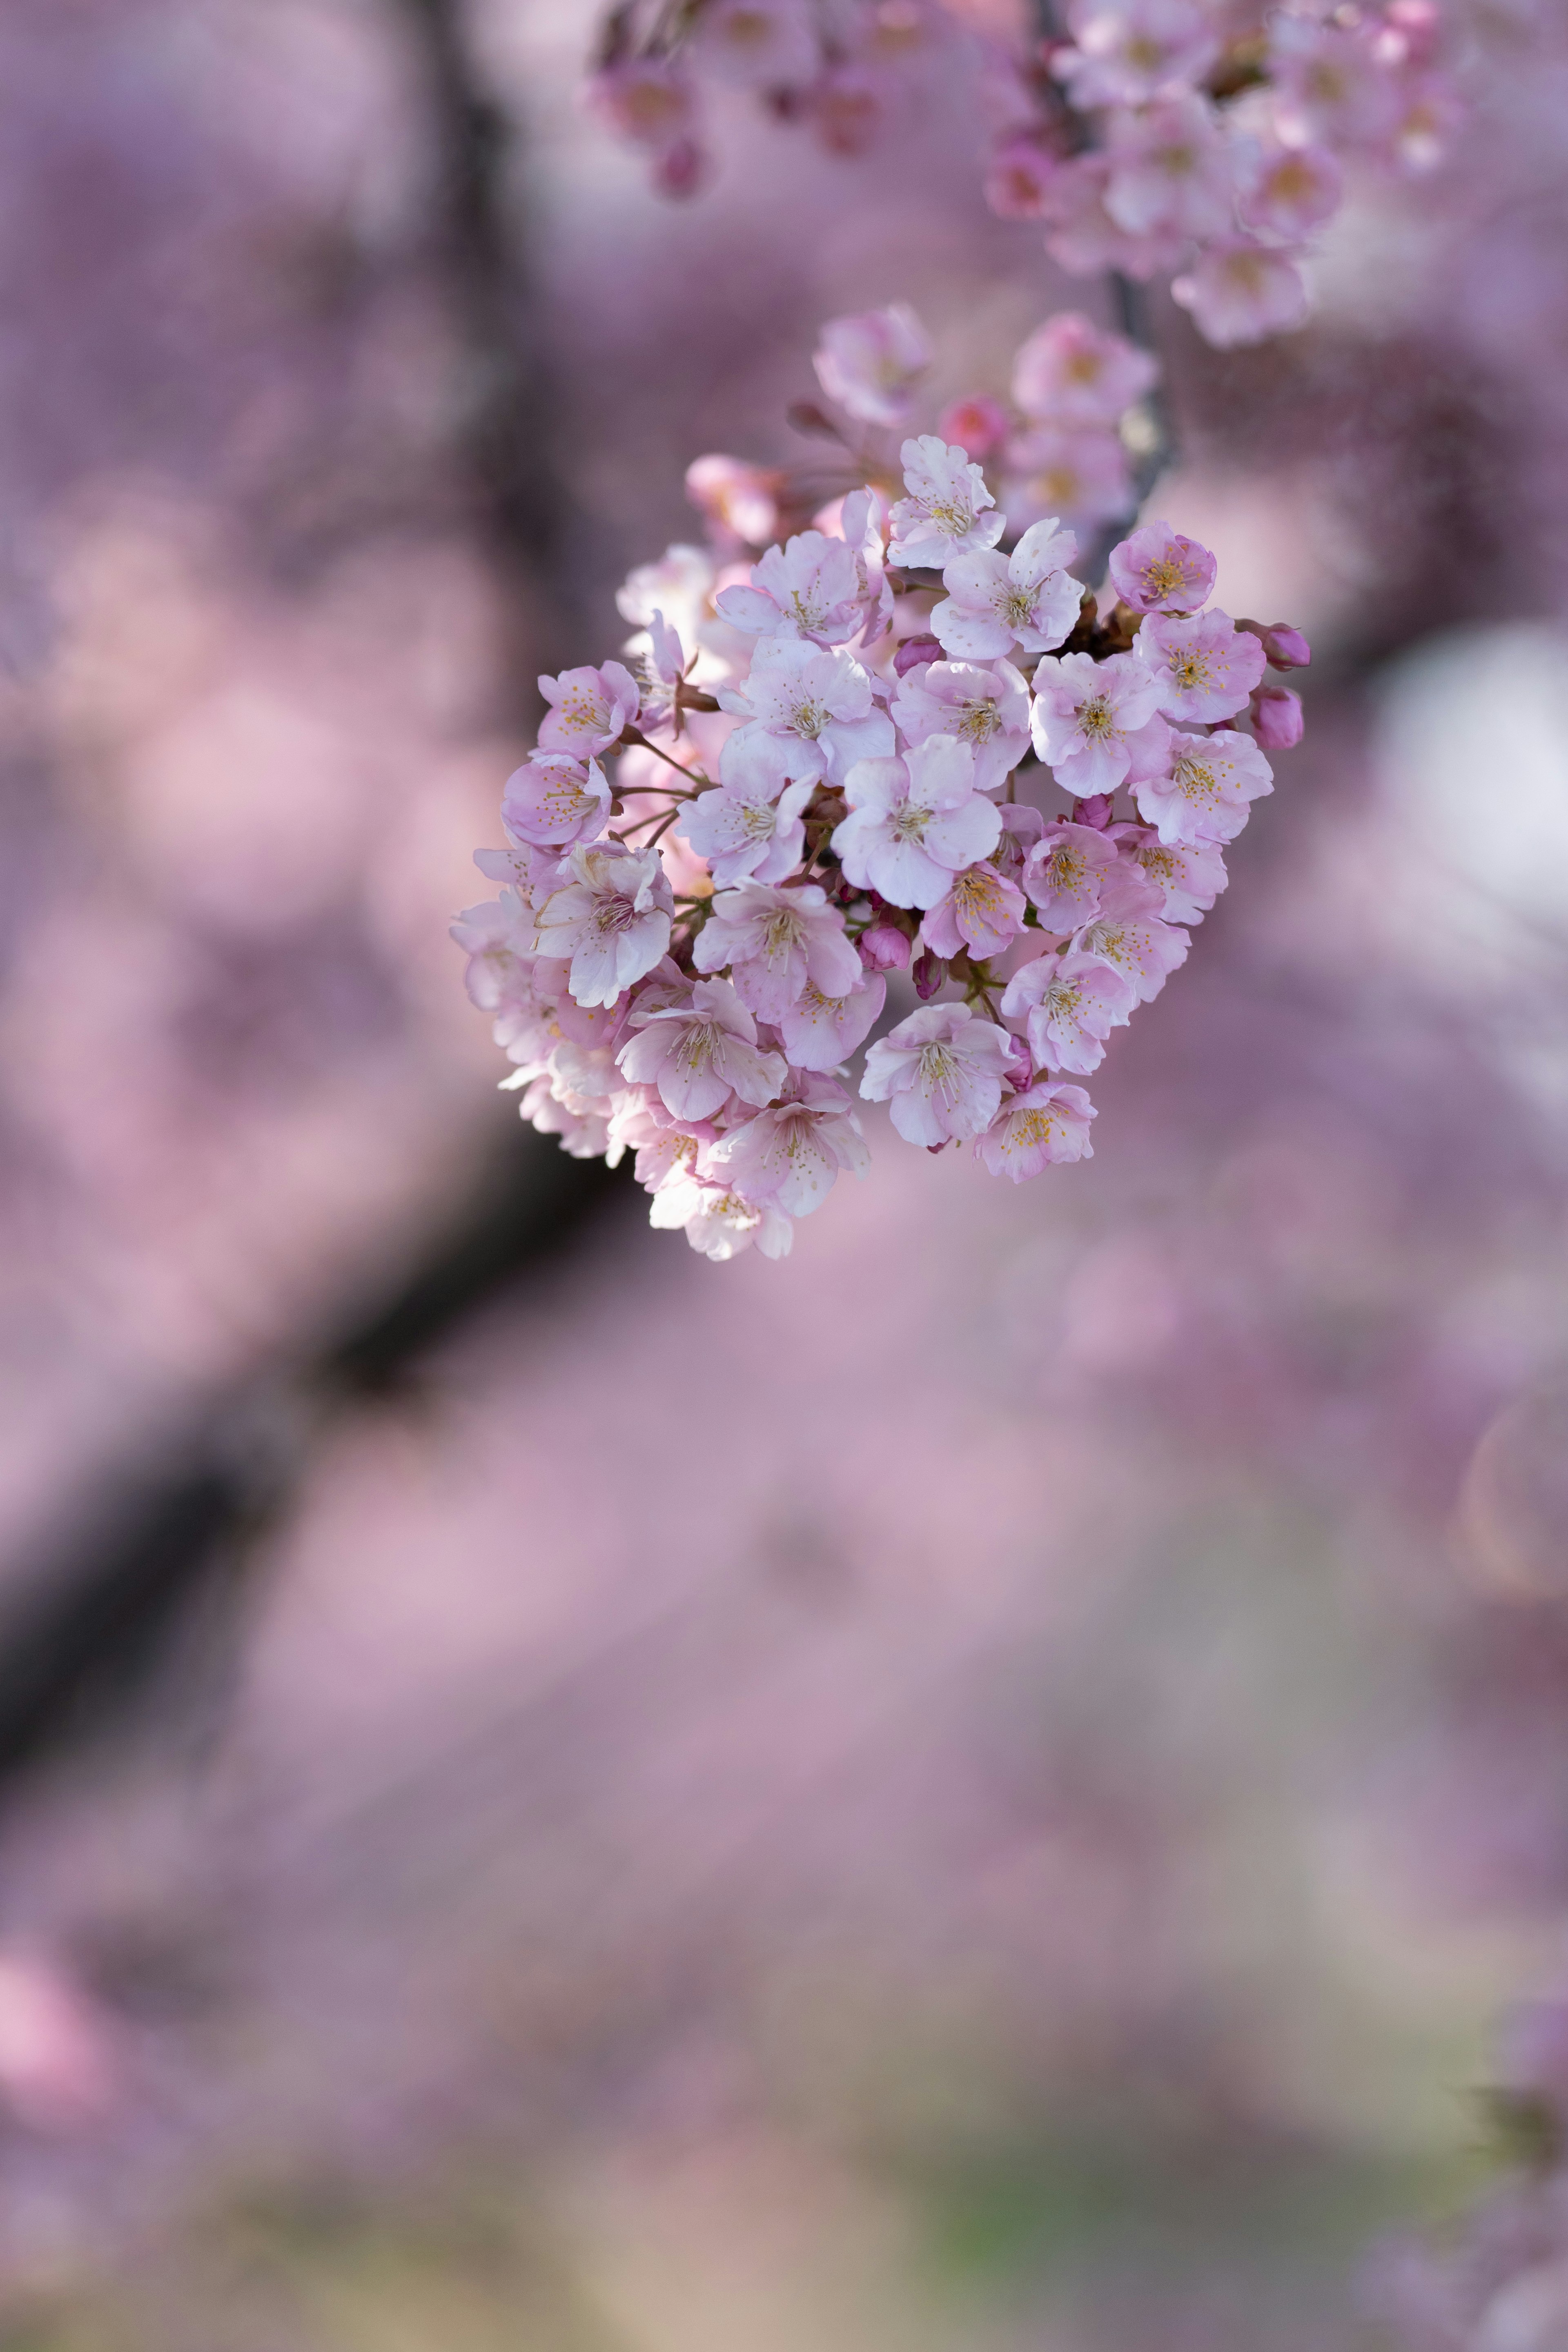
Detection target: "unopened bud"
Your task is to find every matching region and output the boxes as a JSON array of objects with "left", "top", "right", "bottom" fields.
[
  {"left": 1074, "top": 793, "right": 1114, "bottom": 831},
  {"left": 893, "top": 634, "right": 942, "bottom": 679},
  {"left": 913, "top": 948, "right": 947, "bottom": 1000},
  {"left": 1250, "top": 685, "right": 1303, "bottom": 749},
  {"left": 653, "top": 137, "right": 705, "bottom": 199},
  {"left": 1238, "top": 617, "right": 1311, "bottom": 669},
  {"left": 936, "top": 394, "right": 1009, "bottom": 463},
  {"left": 859, "top": 922, "right": 911, "bottom": 973}
]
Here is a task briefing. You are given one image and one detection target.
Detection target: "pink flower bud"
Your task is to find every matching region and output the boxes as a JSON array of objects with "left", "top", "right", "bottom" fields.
[
  {"left": 1003, "top": 1036, "right": 1034, "bottom": 1090},
  {"left": 653, "top": 137, "right": 705, "bottom": 199},
  {"left": 859, "top": 922, "right": 911, "bottom": 972},
  {"left": 913, "top": 948, "right": 947, "bottom": 1000},
  {"left": 893, "top": 633, "right": 942, "bottom": 678},
  {"left": 936, "top": 394, "right": 1010, "bottom": 463},
  {"left": 1263, "top": 623, "right": 1311, "bottom": 669},
  {"left": 1074, "top": 793, "right": 1115, "bottom": 831},
  {"left": 1250, "top": 685, "right": 1303, "bottom": 749}
]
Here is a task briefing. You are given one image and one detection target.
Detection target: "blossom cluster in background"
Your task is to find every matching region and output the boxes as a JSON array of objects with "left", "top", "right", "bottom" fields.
[
  {"left": 453, "top": 305, "right": 1308, "bottom": 1262},
  {"left": 585, "top": 0, "right": 1458, "bottom": 345}
]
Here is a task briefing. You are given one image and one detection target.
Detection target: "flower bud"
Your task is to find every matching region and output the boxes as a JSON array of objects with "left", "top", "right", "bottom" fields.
[
  {"left": 859, "top": 922, "right": 911, "bottom": 973},
  {"left": 893, "top": 633, "right": 942, "bottom": 679},
  {"left": 1003, "top": 1036, "right": 1033, "bottom": 1090},
  {"left": 652, "top": 136, "right": 705, "bottom": 199},
  {"left": 1263, "top": 623, "right": 1311, "bottom": 670},
  {"left": 1250, "top": 685, "right": 1303, "bottom": 749},
  {"left": 912, "top": 949, "right": 948, "bottom": 1000},
  {"left": 1074, "top": 793, "right": 1115, "bottom": 831}
]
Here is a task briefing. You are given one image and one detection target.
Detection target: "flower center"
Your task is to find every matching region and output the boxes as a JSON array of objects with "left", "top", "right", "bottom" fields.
[
  {"left": 790, "top": 696, "right": 829, "bottom": 739},
  {"left": 1078, "top": 697, "right": 1115, "bottom": 739},
  {"left": 891, "top": 804, "right": 930, "bottom": 842}
]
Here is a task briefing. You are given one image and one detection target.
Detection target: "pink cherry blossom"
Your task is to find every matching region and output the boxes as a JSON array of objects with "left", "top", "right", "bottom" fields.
[
  {"left": 1020, "top": 820, "right": 1121, "bottom": 929},
  {"left": 860, "top": 1002, "right": 1013, "bottom": 1145},
  {"left": 617, "top": 974, "right": 786, "bottom": 1119},
  {"left": 707, "top": 1074, "right": 870, "bottom": 1214},
  {"left": 984, "top": 136, "right": 1061, "bottom": 220},
  {"left": 1269, "top": 13, "right": 1401, "bottom": 150},
  {"left": 616, "top": 542, "right": 717, "bottom": 641},
  {"left": 1011, "top": 312, "right": 1159, "bottom": 426},
  {"left": 1103, "top": 95, "right": 1245, "bottom": 243},
  {"left": 1071, "top": 867, "right": 1189, "bottom": 1002},
  {"left": 1111, "top": 828, "right": 1228, "bottom": 924},
  {"left": 832, "top": 737, "right": 1002, "bottom": 909},
  {"left": 684, "top": 454, "right": 781, "bottom": 549},
  {"left": 891, "top": 658, "right": 1031, "bottom": 793},
  {"left": 1001, "top": 427, "right": 1133, "bottom": 534},
  {"left": 1171, "top": 241, "right": 1310, "bottom": 348},
  {"left": 1250, "top": 685, "right": 1304, "bottom": 750},
  {"left": 775, "top": 970, "right": 887, "bottom": 1071},
  {"left": 693, "top": 0, "right": 819, "bottom": 89},
  {"left": 936, "top": 394, "right": 1010, "bottom": 461},
  {"left": 888, "top": 436, "right": 1005, "bottom": 570},
  {"left": 813, "top": 303, "right": 932, "bottom": 428},
  {"left": 931, "top": 521, "right": 1082, "bottom": 662},
  {"left": 691, "top": 880, "right": 860, "bottom": 1020},
  {"left": 501, "top": 754, "right": 613, "bottom": 849},
  {"left": 1136, "top": 610, "right": 1267, "bottom": 724},
  {"left": 679, "top": 732, "right": 819, "bottom": 888},
  {"left": 1029, "top": 649, "right": 1164, "bottom": 793},
  {"left": 973, "top": 1079, "right": 1096, "bottom": 1179},
  {"left": 505, "top": 1067, "right": 619, "bottom": 1162},
  {"left": 535, "top": 842, "right": 675, "bottom": 1007},
  {"left": 1239, "top": 140, "right": 1343, "bottom": 243},
  {"left": 536, "top": 661, "right": 641, "bottom": 758},
  {"left": 1041, "top": 152, "right": 1183, "bottom": 281},
  {"left": 1107, "top": 521, "right": 1216, "bottom": 617},
  {"left": 1133, "top": 726, "right": 1273, "bottom": 846},
  {"left": 715, "top": 529, "right": 866, "bottom": 645},
  {"left": 649, "top": 1172, "right": 794, "bottom": 1259},
  {"left": 1052, "top": 0, "right": 1221, "bottom": 111},
  {"left": 920, "top": 862, "right": 1028, "bottom": 960},
  {"left": 719, "top": 637, "right": 893, "bottom": 785},
  {"left": 1001, "top": 950, "right": 1134, "bottom": 1075},
  {"left": 586, "top": 58, "right": 697, "bottom": 152}
]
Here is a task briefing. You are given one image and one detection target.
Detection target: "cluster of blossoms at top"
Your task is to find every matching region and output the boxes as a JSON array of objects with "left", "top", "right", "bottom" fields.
[
  {"left": 453, "top": 307, "right": 1308, "bottom": 1263},
  {"left": 585, "top": 0, "right": 1457, "bottom": 345}
]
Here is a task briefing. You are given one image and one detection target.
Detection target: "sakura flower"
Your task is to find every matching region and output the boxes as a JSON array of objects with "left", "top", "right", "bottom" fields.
[
  {"left": 716, "top": 529, "right": 865, "bottom": 645},
  {"left": 535, "top": 842, "right": 675, "bottom": 1007},
  {"left": 1020, "top": 820, "right": 1120, "bottom": 929},
  {"left": 860, "top": 1002, "right": 1013, "bottom": 1146},
  {"left": 920, "top": 862, "right": 1028, "bottom": 960},
  {"left": 1133, "top": 726, "right": 1273, "bottom": 846},
  {"left": 537, "top": 660, "right": 641, "bottom": 758},
  {"left": 506, "top": 1069, "right": 618, "bottom": 1163},
  {"left": 1042, "top": 152, "right": 1183, "bottom": 281},
  {"left": 616, "top": 543, "right": 717, "bottom": 641},
  {"left": 587, "top": 59, "right": 697, "bottom": 152},
  {"left": 1071, "top": 867, "right": 1189, "bottom": 1002},
  {"left": 775, "top": 970, "right": 887, "bottom": 1071},
  {"left": 1052, "top": 0, "right": 1221, "bottom": 111},
  {"left": 1171, "top": 241, "right": 1309, "bottom": 349},
  {"left": 707, "top": 1074, "right": 870, "bottom": 1215},
  {"left": 832, "top": 737, "right": 1002, "bottom": 909},
  {"left": 930, "top": 521, "right": 1082, "bottom": 662},
  {"left": 1001, "top": 951, "right": 1134, "bottom": 1075},
  {"left": 451, "top": 889, "right": 545, "bottom": 1026},
  {"left": 1238, "top": 141, "right": 1343, "bottom": 243},
  {"left": 1107, "top": 521, "right": 1216, "bottom": 617},
  {"left": 617, "top": 975, "right": 786, "bottom": 1119},
  {"left": 811, "top": 67, "right": 883, "bottom": 158},
  {"left": 813, "top": 303, "right": 931, "bottom": 428},
  {"left": 1029, "top": 649, "right": 1165, "bottom": 793},
  {"left": 974, "top": 1080, "right": 1096, "bottom": 1180},
  {"left": 1103, "top": 95, "right": 1247, "bottom": 243},
  {"left": 937, "top": 394, "right": 1011, "bottom": 462},
  {"left": 693, "top": 0, "right": 819, "bottom": 90},
  {"left": 1269, "top": 14, "right": 1401, "bottom": 149},
  {"left": 685, "top": 454, "right": 782, "bottom": 548},
  {"left": 624, "top": 1113, "right": 716, "bottom": 1196},
  {"left": 691, "top": 880, "right": 860, "bottom": 1020},
  {"left": 1111, "top": 828, "right": 1228, "bottom": 924},
  {"left": 718, "top": 638, "right": 893, "bottom": 784},
  {"left": 891, "top": 658, "right": 1031, "bottom": 793},
  {"left": 679, "top": 731, "right": 819, "bottom": 888},
  {"left": 501, "top": 754, "right": 612, "bottom": 849},
  {"left": 650, "top": 1173, "right": 793, "bottom": 1260},
  {"left": 888, "top": 436, "right": 1005, "bottom": 570},
  {"left": 1001, "top": 427, "right": 1133, "bottom": 534},
  {"left": 1011, "top": 312, "right": 1159, "bottom": 427},
  {"left": 1136, "top": 610, "right": 1267, "bottom": 722},
  {"left": 984, "top": 136, "right": 1062, "bottom": 220}
]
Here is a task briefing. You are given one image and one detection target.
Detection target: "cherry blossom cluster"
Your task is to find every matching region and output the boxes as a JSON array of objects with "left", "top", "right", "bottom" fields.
[
  {"left": 453, "top": 308, "right": 1308, "bottom": 1263},
  {"left": 987, "top": 0, "right": 1458, "bottom": 346},
  {"left": 584, "top": 0, "right": 1457, "bottom": 344}
]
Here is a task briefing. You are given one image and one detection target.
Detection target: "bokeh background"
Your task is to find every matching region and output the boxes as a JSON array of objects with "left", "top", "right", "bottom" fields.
[{"left": 0, "top": 2, "right": 1566, "bottom": 2345}]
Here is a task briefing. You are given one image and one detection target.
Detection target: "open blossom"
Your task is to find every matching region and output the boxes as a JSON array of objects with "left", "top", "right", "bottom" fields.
[
  {"left": 937, "top": 394, "right": 1011, "bottom": 461},
  {"left": 587, "top": 58, "right": 697, "bottom": 151},
  {"left": 719, "top": 638, "right": 893, "bottom": 784},
  {"left": 707, "top": 1074, "right": 870, "bottom": 1214},
  {"left": 1112, "top": 827, "right": 1228, "bottom": 924},
  {"left": 1001, "top": 428, "right": 1132, "bottom": 535},
  {"left": 920, "top": 862, "right": 1028, "bottom": 959},
  {"left": 716, "top": 528, "right": 866, "bottom": 646},
  {"left": 501, "top": 754, "right": 612, "bottom": 849},
  {"left": 1134, "top": 727, "right": 1274, "bottom": 846},
  {"left": 685, "top": 454, "right": 781, "bottom": 548},
  {"left": 888, "top": 436, "right": 1005, "bottom": 569},
  {"left": 1239, "top": 140, "right": 1342, "bottom": 243},
  {"left": 1052, "top": 0, "right": 1221, "bottom": 111},
  {"left": 1002, "top": 951, "right": 1134, "bottom": 1075},
  {"left": 537, "top": 661, "right": 641, "bottom": 757},
  {"left": 1269, "top": 12, "right": 1400, "bottom": 149},
  {"left": 1021, "top": 820, "right": 1121, "bottom": 929},
  {"left": 1012, "top": 312, "right": 1159, "bottom": 426},
  {"left": 692, "top": 880, "right": 860, "bottom": 1020},
  {"left": 693, "top": 0, "right": 818, "bottom": 89},
  {"left": 1136, "top": 609, "right": 1267, "bottom": 722},
  {"left": 616, "top": 542, "right": 716, "bottom": 640},
  {"left": 891, "top": 658, "right": 1031, "bottom": 792},
  {"left": 1030, "top": 649, "right": 1164, "bottom": 793},
  {"left": 1071, "top": 866, "right": 1189, "bottom": 1002},
  {"left": 1042, "top": 151, "right": 1183, "bottom": 281},
  {"left": 1171, "top": 241, "right": 1309, "bottom": 348},
  {"left": 931, "top": 520, "right": 1081, "bottom": 662},
  {"left": 832, "top": 737, "right": 1001, "bottom": 909},
  {"left": 860, "top": 1002, "right": 1013, "bottom": 1145},
  {"left": 775, "top": 970, "right": 887, "bottom": 1071},
  {"left": 1104, "top": 95, "right": 1245, "bottom": 242},
  {"left": 1108, "top": 521, "right": 1216, "bottom": 617},
  {"left": 974, "top": 1080, "right": 1096, "bottom": 1179},
  {"left": 814, "top": 303, "right": 931, "bottom": 427},
  {"left": 650, "top": 1172, "right": 794, "bottom": 1260},
  {"left": 617, "top": 975, "right": 786, "bottom": 1118},
  {"left": 535, "top": 843, "right": 674, "bottom": 1007},
  {"left": 678, "top": 732, "right": 818, "bottom": 888}
]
